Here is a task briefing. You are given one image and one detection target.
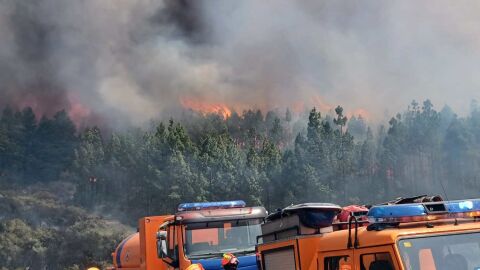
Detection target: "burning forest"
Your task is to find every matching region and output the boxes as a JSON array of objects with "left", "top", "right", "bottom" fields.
[{"left": 2, "top": 0, "right": 480, "bottom": 269}]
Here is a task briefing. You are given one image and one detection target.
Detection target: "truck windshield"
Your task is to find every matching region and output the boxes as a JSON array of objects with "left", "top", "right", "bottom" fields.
[
  {"left": 184, "top": 219, "right": 262, "bottom": 259},
  {"left": 398, "top": 232, "right": 480, "bottom": 270}
]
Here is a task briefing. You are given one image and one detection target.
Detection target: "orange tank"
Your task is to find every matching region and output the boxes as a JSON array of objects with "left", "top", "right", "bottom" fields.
[
  {"left": 112, "top": 233, "right": 141, "bottom": 270},
  {"left": 110, "top": 215, "right": 173, "bottom": 270}
]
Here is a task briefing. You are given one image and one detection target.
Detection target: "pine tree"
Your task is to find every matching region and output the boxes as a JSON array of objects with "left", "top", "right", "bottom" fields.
[
  {"left": 0, "top": 107, "right": 25, "bottom": 177},
  {"left": 285, "top": 108, "right": 292, "bottom": 123},
  {"left": 20, "top": 107, "right": 37, "bottom": 181},
  {"left": 199, "top": 133, "right": 241, "bottom": 201},
  {"left": 269, "top": 117, "right": 284, "bottom": 147},
  {"left": 73, "top": 127, "right": 105, "bottom": 207},
  {"left": 31, "top": 111, "right": 78, "bottom": 182}
]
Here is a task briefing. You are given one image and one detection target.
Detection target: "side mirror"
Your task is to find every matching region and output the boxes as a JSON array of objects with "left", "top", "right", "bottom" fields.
[
  {"left": 156, "top": 231, "right": 178, "bottom": 267},
  {"left": 157, "top": 231, "right": 167, "bottom": 241},
  {"left": 156, "top": 231, "right": 168, "bottom": 258}
]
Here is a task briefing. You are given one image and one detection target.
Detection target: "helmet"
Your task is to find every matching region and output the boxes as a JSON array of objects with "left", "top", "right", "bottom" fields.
[
  {"left": 337, "top": 205, "right": 369, "bottom": 223},
  {"left": 336, "top": 205, "right": 369, "bottom": 229},
  {"left": 222, "top": 253, "right": 239, "bottom": 269},
  {"left": 186, "top": 264, "right": 205, "bottom": 270}
]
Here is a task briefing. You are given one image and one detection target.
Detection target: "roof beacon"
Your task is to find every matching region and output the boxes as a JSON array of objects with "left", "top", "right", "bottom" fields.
[
  {"left": 367, "top": 199, "right": 480, "bottom": 224},
  {"left": 177, "top": 200, "right": 246, "bottom": 212}
]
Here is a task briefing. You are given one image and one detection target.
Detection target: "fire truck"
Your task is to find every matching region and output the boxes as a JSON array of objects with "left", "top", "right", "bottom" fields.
[
  {"left": 110, "top": 200, "right": 267, "bottom": 270},
  {"left": 256, "top": 198, "right": 480, "bottom": 270}
]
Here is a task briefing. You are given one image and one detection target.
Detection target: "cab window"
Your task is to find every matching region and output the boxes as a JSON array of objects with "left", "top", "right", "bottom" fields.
[
  {"left": 360, "top": 252, "right": 395, "bottom": 270},
  {"left": 398, "top": 233, "right": 480, "bottom": 270},
  {"left": 184, "top": 219, "right": 262, "bottom": 259},
  {"left": 324, "top": 255, "right": 352, "bottom": 270}
]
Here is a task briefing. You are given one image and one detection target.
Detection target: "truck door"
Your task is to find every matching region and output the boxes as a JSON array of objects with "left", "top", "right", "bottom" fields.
[
  {"left": 354, "top": 246, "right": 401, "bottom": 270},
  {"left": 319, "top": 250, "right": 354, "bottom": 270},
  {"left": 159, "top": 223, "right": 178, "bottom": 270}
]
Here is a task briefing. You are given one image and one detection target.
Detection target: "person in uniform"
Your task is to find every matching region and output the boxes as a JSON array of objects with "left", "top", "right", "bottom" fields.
[{"left": 222, "top": 253, "right": 239, "bottom": 270}]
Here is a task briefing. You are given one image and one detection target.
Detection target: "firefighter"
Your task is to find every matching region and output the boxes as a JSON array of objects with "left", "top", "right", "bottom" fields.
[
  {"left": 186, "top": 263, "right": 205, "bottom": 270},
  {"left": 221, "top": 253, "right": 239, "bottom": 270}
]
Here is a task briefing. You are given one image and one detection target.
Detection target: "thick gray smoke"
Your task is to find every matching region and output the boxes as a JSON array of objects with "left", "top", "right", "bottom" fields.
[{"left": 1, "top": 0, "right": 480, "bottom": 127}]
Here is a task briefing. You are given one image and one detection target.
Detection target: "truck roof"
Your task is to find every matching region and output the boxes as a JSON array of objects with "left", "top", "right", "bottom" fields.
[
  {"left": 175, "top": 206, "right": 267, "bottom": 224},
  {"left": 314, "top": 219, "right": 480, "bottom": 252}
]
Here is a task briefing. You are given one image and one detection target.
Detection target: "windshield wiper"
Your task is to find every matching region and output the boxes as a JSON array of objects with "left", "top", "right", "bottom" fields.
[
  {"left": 187, "top": 252, "right": 224, "bottom": 259},
  {"left": 228, "top": 248, "right": 256, "bottom": 256}
]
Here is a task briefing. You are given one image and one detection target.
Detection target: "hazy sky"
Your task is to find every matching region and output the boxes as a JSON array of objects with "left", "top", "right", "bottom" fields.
[{"left": 1, "top": 0, "right": 479, "bottom": 126}]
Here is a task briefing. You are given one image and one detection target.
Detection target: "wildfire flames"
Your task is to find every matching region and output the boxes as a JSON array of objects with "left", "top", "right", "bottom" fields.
[
  {"left": 12, "top": 93, "right": 98, "bottom": 129},
  {"left": 180, "top": 95, "right": 370, "bottom": 121},
  {"left": 13, "top": 93, "right": 369, "bottom": 128},
  {"left": 180, "top": 98, "right": 232, "bottom": 119},
  {"left": 291, "top": 95, "right": 370, "bottom": 120},
  {"left": 350, "top": 108, "right": 370, "bottom": 119},
  {"left": 68, "top": 100, "right": 92, "bottom": 127}
]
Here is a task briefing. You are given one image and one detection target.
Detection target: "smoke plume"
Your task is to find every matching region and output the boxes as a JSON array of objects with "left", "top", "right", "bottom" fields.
[{"left": 1, "top": 0, "right": 480, "bottom": 127}]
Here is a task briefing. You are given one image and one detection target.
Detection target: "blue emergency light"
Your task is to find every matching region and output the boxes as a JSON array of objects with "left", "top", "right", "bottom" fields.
[
  {"left": 445, "top": 199, "right": 480, "bottom": 213},
  {"left": 367, "top": 199, "right": 480, "bottom": 224},
  {"left": 177, "top": 200, "right": 246, "bottom": 212}
]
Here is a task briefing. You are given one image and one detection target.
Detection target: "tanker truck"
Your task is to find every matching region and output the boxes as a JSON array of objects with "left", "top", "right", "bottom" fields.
[{"left": 110, "top": 200, "right": 267, "bottom": 270}]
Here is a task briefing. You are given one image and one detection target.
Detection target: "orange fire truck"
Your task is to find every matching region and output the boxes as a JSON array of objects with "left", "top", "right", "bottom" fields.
[
  {"left": 110, "top": 201, "right": 266, "bottom": 270},
  {"left": 256, "top": 199, "right": 480, "bottom": 270}
]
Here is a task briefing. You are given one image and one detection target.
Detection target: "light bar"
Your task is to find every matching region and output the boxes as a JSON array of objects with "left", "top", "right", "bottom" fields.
[
  {"left": 367, "top": 199, "right": 480, "bottom": 224},
  {"left": 445, "top": 200, "right": 480, "bottom": 213},
  {"left": 177, "top": 200, "right": 246, "bottom": 212},
  {"left": 445, "top": 200, "right": 480, "bottom": 218}
]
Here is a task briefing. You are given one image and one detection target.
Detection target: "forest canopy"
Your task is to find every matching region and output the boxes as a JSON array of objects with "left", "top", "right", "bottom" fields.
[
  {"left": 1, "top": 100, "right": 479, "bottom": 216},
  {"left": 1, "top": 100, "right": 480, "bottom": 268}
]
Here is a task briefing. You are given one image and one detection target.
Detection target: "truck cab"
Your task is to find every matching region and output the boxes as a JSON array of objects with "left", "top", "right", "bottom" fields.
[
  {"left": 112, "top": 200, "right": 266, "bottom": 270},
  {"left": 256, "top": 199, "right": 480, "bottom": 270},
  {"left": 158, "top": 201, "right": 266, "bottom": 270}
]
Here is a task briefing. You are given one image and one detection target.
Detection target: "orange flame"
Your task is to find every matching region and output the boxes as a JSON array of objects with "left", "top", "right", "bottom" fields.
[
  {"left": 311, "top": 95, "right": 333, "bottom": 112},
  {"left": 291, "top": 101, "right": 306, "bottom": 114},
  {"left": 349, "top": 108, "right": 370, "bottom": 120},
  {"left": 68, "top": 101, "right": 91, "bottom": 126},
  {"left": 67, "top": 93, "right": 92, "bottom": 127},
  {"left": 291, "top": 95, "right": 370, "bottom": 120},
  {"left": 180, "top": 98, "right": 232, "bottom": 119},
  {"left": 180, "top": 95, "right": 370, "bottom": 121}
]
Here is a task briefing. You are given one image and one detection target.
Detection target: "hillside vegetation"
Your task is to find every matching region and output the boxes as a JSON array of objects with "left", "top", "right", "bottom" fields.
[{"left": 0, "top": 182, "right": 129, "bottom": 270}]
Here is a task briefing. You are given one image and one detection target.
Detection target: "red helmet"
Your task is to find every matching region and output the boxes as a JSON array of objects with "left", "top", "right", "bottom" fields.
[
  {"left": 337, "top": 205, "right": 369, "bottom": 223},
  {"left": 222, "top": 253, "right": 239, "bottom": 267}
]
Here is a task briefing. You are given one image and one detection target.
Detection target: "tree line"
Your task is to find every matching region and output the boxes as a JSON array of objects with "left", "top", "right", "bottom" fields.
[{"left": 1, "top": 100, "right": 480, "bottom": 225}]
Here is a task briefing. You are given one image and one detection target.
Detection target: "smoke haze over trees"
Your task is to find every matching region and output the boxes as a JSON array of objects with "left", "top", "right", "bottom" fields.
[
  {"left": 1, "top": 0, "right": 480, "bottom": 127},
  {"left": 1, "top": 100, "right": 480, "bottom": 213}
]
